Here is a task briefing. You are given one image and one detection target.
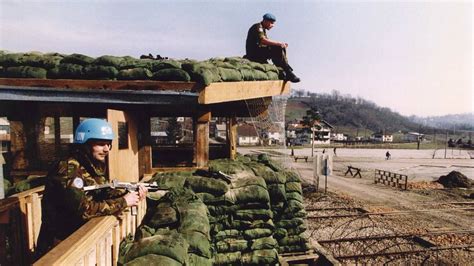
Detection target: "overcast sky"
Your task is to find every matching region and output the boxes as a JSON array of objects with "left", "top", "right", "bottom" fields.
[{"left": 0, "top": 0, "right": 472, "bottom": 117}]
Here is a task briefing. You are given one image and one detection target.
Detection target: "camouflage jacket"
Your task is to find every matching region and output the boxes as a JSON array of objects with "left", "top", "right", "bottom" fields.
[{"left": 40, "top": 149, "right": 127, "bottom": 241}]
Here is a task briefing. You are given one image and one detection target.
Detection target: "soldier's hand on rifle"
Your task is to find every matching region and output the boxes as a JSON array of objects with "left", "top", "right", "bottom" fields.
[
  {"left": 138, "top": 185, "right": 148, "bottom": 200},
  {"left": 124, "top": 191, "right": 140, "bottom": 207}
]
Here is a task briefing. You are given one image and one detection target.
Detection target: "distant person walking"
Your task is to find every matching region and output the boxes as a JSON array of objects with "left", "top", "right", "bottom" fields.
[
  {"left": 333, "top": 147, "right": 337, "bottom": 156},
  {"left": 322, "top": 149, "right": 326, "bottom": 154},
  {"left": 385, "top": 151, "right": 391, "bottom": 160}
]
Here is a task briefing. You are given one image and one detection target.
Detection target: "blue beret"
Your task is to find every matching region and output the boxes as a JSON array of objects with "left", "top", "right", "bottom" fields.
[{"left": 263, "top": 13, "right": 276, "bottom": 22}]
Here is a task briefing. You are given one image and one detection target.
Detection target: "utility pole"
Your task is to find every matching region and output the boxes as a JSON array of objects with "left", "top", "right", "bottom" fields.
[{"left": 444, "top": 131, "right": 448, "bottom": 159}]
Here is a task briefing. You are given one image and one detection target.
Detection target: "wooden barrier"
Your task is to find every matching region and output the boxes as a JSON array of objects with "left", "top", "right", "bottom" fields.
[
  {"left": 34, "top": 199, "right": 146, "bottom": 266},
  {"left": 344, "top": 166, "right": 362, "bottom": 178},
  {"left": 0, "top": 185, "right": 146, "bottom": 266},
  {"left": 0, "top": 186, "right": 44, "bottom": 265},
  {"left": 294, "top": 156, "right": 309, "bottom": 162},
  {"left": 374, "top": 169, "right": 408, "bottom": 190}
]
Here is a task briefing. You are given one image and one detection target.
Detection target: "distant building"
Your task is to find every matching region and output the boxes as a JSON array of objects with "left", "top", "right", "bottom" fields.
[
  {"left": 0, "top": 117, "right": 10, "bottom": 152},
  {"left": 371, "top": 132, "right": 393, "bottom": 142},
  {"left": 286, "top": 120, "right": 334, "bottom": 145},
  {"left": 331, "top": 133, "right": 347, "bottom": 141},
  {"left": 403, "top": 132, "right": 424, "bottom": 142},
  {"left": 237, "top": 124, "right": 259, "bottom": 145},
  {"left": 215, "top": 123, "right": 227, "bottom": 140}
]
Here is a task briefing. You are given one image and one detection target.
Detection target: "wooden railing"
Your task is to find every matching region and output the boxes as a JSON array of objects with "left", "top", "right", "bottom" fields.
[
  {"left": 0, "top": 186, "right": 147, "bottom": 266},
  {"left": 0, "top": 186, "right": 44, "bottom": 265}
]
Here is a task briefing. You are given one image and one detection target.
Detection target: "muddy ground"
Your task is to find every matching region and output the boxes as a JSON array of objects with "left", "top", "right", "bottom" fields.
[{"left": 240, "top": 147, "right": 474, "bottom": 264}]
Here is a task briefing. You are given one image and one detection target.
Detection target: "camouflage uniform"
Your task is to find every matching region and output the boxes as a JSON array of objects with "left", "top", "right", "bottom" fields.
[
  {"left": 245, "top": 22, "right": 290, "bottom": 70},
  {"left": 36, "top": 148, "right": 127, "bottom": 256}
]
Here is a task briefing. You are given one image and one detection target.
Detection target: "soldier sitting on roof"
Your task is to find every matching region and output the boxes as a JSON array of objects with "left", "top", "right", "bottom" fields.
[
  {"left": 245, "top": 13, "right": 301, "bottom": 83},
  {"left": 36, "top": 118, "right": 147, "bottom": 258}
]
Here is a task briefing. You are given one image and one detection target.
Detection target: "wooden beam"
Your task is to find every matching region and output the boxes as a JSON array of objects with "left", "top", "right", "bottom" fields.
[
  {"left": 137, "top": 112, "right": 152, "bottom": 178},
  {"left": 227, "top": 117, "right": 237, "bottom": 160},
  {"left": 194, "top": 110, "right": 210, "bottom": 168},
  {"left": 0, "top": 78, "right": 201, "bottom": 91},
  {"left": 198, "top": 80, "right": 290, "bottom": 104}
]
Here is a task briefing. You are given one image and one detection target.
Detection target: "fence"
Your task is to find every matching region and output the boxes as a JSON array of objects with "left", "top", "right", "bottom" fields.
[
  {"left": 374, "top": 169, "right": 408, "bottom": 190},
  {"left": 0, "top": 186, "right": 146, "bottom": 265}
]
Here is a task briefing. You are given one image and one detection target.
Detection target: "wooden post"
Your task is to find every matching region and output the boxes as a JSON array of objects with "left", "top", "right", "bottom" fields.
[
  {"left": 194, "top": 110, "right": 210, "bottom": 168},
  {"left": 227, "top": 116, "right": 237, "bottom": 160},
  {"left": 137, "top": 112, "right": 152, "bottom": 178}
]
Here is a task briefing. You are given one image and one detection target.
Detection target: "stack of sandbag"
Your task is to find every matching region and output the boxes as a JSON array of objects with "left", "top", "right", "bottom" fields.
[
  {"left": 120, "top": 187, "right": 212, "bottom": 265},
  {"left": 0, "top": 51, "right": 282, "bottom": 85}
]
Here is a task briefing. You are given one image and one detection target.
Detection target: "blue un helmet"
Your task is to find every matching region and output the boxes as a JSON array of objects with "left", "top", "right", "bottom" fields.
[
  {"left": 263, "top": 13, "right": 276, "bottom": 22},
  {"left": 74, "top": 118, "right": 115, "bottom": 144}
]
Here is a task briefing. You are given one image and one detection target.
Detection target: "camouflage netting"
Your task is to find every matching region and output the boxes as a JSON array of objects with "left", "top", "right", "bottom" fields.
[
  {"left": 118, "top": 155, "right": 310, "bottom": 265},
  {"left": 0, "top": 51, "right": 283, "bottom": 86}
]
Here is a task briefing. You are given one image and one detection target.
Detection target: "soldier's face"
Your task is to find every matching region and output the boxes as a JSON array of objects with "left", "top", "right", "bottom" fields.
[
  {"left": 262, "top": 20, "right": 274, "bottom": 30},
  {"left": 89, "top": 140, "right": 112, "bottom": 162}
]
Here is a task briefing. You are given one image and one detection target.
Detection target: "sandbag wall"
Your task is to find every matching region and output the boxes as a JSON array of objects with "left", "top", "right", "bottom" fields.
[
  {"left": 118, "top": 155, "right": 310, "bottom": 265},
  {"left": 0, "top": 51, "right": 282, "bottom": 85}
]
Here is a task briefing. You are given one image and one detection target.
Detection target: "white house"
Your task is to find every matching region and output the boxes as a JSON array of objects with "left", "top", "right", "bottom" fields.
[
  {"left": 287, "top": 120, "right": 334, "bottom": 145},
  {"left": 403, "top": 132, "right": 424, "bottom": 142},
  {"left": 237, "top": 124, "right": 260, "bottom": 145},
  {"left": 215, "top": 123, "right": 227, "bottom": 140},
  {"left": 371, "top": 132, "right": 393, "bottom": 142},
  {"left": 331, "top": 133, "right": 347, "bottom": 141}
]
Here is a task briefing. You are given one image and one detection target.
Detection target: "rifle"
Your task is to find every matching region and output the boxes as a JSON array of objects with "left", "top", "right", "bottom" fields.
[{"left": 83, "top": 180, "right": 160, "bottom": 215}]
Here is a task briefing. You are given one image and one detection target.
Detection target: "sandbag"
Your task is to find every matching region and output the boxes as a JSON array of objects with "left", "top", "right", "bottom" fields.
[
  {"left": 185, "top": 176, "right": 229, "bottom": 196},
  {"left": 5, "top": 66, "right": 47, "bottom": 78},
  {"left": 215, "top": 239, "right": 248, "bottom": 252},
  {"left": 196, "top": 192, "right": 234, "bottom": 206},
  {"left": 276, "top": 218, "right": 304, "bottom": 229},
  {"left": 233, "top": 185, "right": 270, "bottom": 204},
  {"left": 267, "top": 71, "right": 279, "bottom": 80},
  {"left": 249, "top": 219, "right": 275, "bottom": 230},
  {"left": 287, "top": 225, "right": 307, "bottom": 236},
  {"left": 287, "top": 199, "right": 304, "bottom": 213},
  {"left": 239, "top": 68, "right": 256, "bottom": 81},
  {"left": 286, "top": 191, "right": 303, "bottom": 203},
  {"left": 208, "top": 159, "right": 247, "bottom": 174},
  {"left": 151, "top": 59, "right": 182, "bottom": 71},
  {"left": 213, "top": 251, "right": 241, "bottom": 265},
  {"left": 152, "top": 68, "right": 191, "bottom": 81},
  {"left": 261, "top": 170, "right": 287, "bottom": 185},
  {"left": 215, "top": 229, "right": 241, "bottom": 241},
  {"left": 61, "top": 53, "right": 94, "bottom": 65},
  {"left": 124, "top": 254, "right": 182, "bottom": 266},
  {"left": 48, "top": 63, "right": 84, "bottom": 79},
  {"left": 273, "top": 228, "right": 288, "bottom": 239},
  {"left": 231, "top": 175, "right": 267, "bottom": 189},
  {"left": 151, "top": 172, "right": 188, "bottom": 190},
  {"left": 263, "top": 63, "right": 279, "bottom": 73},
  {"left": 188, "top": 67, "right": 220, "bottom": 86},
  {"left": 181, "top": 231, "right": 211, "bottom": 258},
  {"left": 248, "top": 62, "right": 266, "bottom": 72},
  {"left": 187, "top": 253, "right": 212, "bottom": 266},
  {"left": 234, "top": 208, "right": 273, "bottom": 221},
  {"left": 286, "top": 181, "right": 303, "bottom": 194},
  {"left": 0, "top": 53, "right": 24, "bottom": 66},
  {"left": 135, "top": 225, "right": 155, "bottom": 240},
  {"left": 218, "top": 67, "right": 242, "bottom": 81},
  {"left": 284, "top": 171, "right": 301, "bottom": 182},
  {"left": 122, "top": 232, "right": 189, "bottom": 264},
  {"left": 148, "top": 202, "right": 178, "bottom": 228},
  {"left": 83, "top": 65, "right": 118, "bottom": 79},
  {"left": 250, "top": 236, "right": 278, "bottom": 250},
  {"left": 278, "top": 242, "right": 311, "bottom": 253},
  {"left": 92, "top": 55, "right": 123, "bottom": 68},
  {"left": 177, "top": 201, "right": 210, "bottom": 238},
  {"left": 243, "top": 228, "right": 273, "bottom": 239},
  {"left": 117, "top": 68, "right": 152, "bottom": 80},
  {"left": 267, "top": 183, "right": 287, "bottom": 202},
  {"left": 241, "top": 249, "right": 278, "bottom": 265}
]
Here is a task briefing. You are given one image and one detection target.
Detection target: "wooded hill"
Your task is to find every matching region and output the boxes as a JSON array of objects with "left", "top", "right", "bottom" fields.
[{"left": 286, "top": 92, "right": 422, "bottom": 134}]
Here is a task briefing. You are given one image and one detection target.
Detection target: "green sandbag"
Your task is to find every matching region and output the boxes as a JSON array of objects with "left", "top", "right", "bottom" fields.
[
  {"left": 181, "top": 231, "right": 211, "bottom": 259},
  {"left": 218, "top": 67, "right": 242, "bottom": 82},
  {"left": 214, "top": 251, "right": 241, "bottom": 265},
  {"left": 284, "top": 171, "right": 301, "bottom": 182},
  {"left": 21, "top": 54, "right": 44, "bottom": 67},
  {"left": 48, "top": 63, "right": 84, "bottom": 79},
  {"left": 185, "top": 176, "right": 229, "bottom": 196},
  {"left": 231, "top": 175, "right": 267, "bottom": 189},
  {"left": 224, "top": 56, "right": 251, "bottom": 65},
  {"left": 268, "top": 183, "right": 286, "bottom": 202},
  {"left": 248, "top": 62, "right": 266, "bottom": 72},
  {"left": 243, "top": 228, "right": 273, "bottom": 239},
  {"left": 151, "top": 59, "right": 182, "bottom": 71},
  {"left": 177, "top": 201, "right": 210, "bottom": 237},
  {"left": 119, "top": 57, "right": 153, "bottom": 70},
  {"left": 263, "top": 63, "right": 279, "bottom": 73},
  {"left": 287, "top": 225, "right": 307, "bottom": 236},
  {"left": 273, "top": 228, "right": 287, "bottom": 239},
  {"left": 239, "top": 68, "right": 256, "bottom": 81},
  {"left": 123, "top": 232, "right": 189, "bottom": 264},
  {"left": 279, "top": 234, "right": 309, "bottom": 246},
  {"left": 190, "top": 67, "right": 221, "bottom": 86},
  {"left": 206, "top": 204, "right": 231, "bottom": 216},
  {"left": 196, "top": 193, "right": 233, "bottom": 206},
  {"left": 286, "top": 191, "right": 304, "bottom": 203},
  {"left": 214, "top": 61, "right": 237, "bottom": 69},
  {"left": 181, "top": 62, "right": 214, "bottom": 73},
  {"left": 148, "top": 202, "right": 178, "bottom": 228},
  {"left": 188, "top": 253, "right": 212, "bottom": 266},
  {"left": 151, "top": 172, "right": 189, "bottom": 189},
  {"left": 275, "top": 218, "right": 304, "bottom": 229},
  {"left": 234, "top": 209, "right": 273, "bottom": 221},
  {"left": 5, "top": 66, "right": 47, "bottom": 78},
  {"left": 135, "top": 225, "right": 155, "bottom": 240},
  {"left": 124, "top": 254, "right": 182, "bottom": 266},
  {"left": 233, "top": 185, "right": 270, "bottom": 204},
  {"left": 152, "top": 68, "right": 190, "bottom": 81},
  {"left": 215, "top": 239, "right": 248, "bottom": 253},
  {"left": 242, "top": 249, "right": 278, "bottom": 265},
  {"left": 278, "top": 242, "right": 311, "bottom": 253},
  {"left": 117, "top": 68, "right": 152, "bottom": 80},
  {"left": 208, "top": 159, "right": 247, "bottom": 174},
  {"left": 215, "top": 229, "right": 241, "bottom": 241},
  {"left": 250, "top": 236, "right": 278, "bottom": 250},
  {"left": 286, "top": 182, "right": 303, "bottom": 194},
  {"left": 61, "top": 53, "right": 94, "bottom": 65},
  {"left": 0, "top": 53, "right": 24, "bottom": 66},
  {"left": 84, "top": 65, "right": 118, "bottom": 79},
  {"left": 267, "top": 71, "right": 280, "bottom": 80},
  {"left": 92, "top": 55, "right": 123, "bottom": 68},
  {"left": 287, "top": 199, "right": 304, "bottom": 213},
  {"left": 254, "top": 69, "right": 269, "bottom": 80},
  {"left": 264, "top": 159, "right": 283, "bottom": 172},
  {"left": 41, "top": 55, "right": 63, "bottom": 69},
  {"left": 249, "top": 219, "right": 275, "bottom": 230},
  {"left": 261, "top": 170, "right": 287, "bottom": 184}
]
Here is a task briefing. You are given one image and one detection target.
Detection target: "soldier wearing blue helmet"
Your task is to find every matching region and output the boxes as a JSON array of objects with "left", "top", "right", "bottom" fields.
[
  {"left": 36, "top": 118, "right": 147, "bottom": 257},
  {"left": 245, "top": 13, "right": 301, "bottom": 83}
]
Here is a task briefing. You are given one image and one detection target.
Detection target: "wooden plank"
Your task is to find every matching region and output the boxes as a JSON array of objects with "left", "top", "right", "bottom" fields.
[
  {"left": 0, "top": 78, "right": 201, "bottom": 91},
  {"left": 198, "top": 80, "right": 290, "bottom": 104},
  {"left": 194, "top": 111, "right": 210, "bottom": 168}
]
